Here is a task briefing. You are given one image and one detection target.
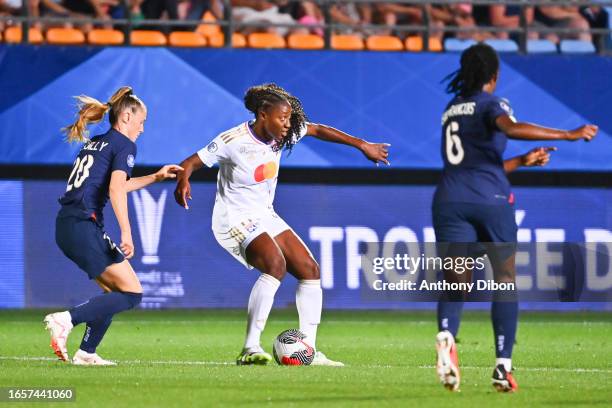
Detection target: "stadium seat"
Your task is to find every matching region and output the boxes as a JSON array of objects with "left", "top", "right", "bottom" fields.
[
  {"left": 560, "top": 40, "right": 596, "bottom": 54},
  {"left": 196, "top": 11, "right": 222, "bottom": 38},
  {"left": 248, "top": 32, "right": 286, "bottom": 49},
  {"left": 366, "top": 35, "right": 404, "bottom": 51},
  {"left": 4, "top": 27, "right": 44, "bottom": 44},
  {"left": 331, "top": 34, "right": 364, "bottom": 50},
  {"left": 484, "top": 39, "right": 518, "bottom": 52},
  {"left": 287, "top": 33, "right": 324, "bottom": 50},
  {"left": 88, "top": 29, "right": 125, "bottom": 45},
  {"left": 130, "top": 30, "right": 167, "bottom": 46},
  {"left": 207, "top": 32, "right": 246, "bottom": 48},
  {"left": 405, "top": 36, "right": 442, "bottom": 52},
  {"left": 46, "top": 28, "right": 86, "bottom": 45},
  {"left": 527, "top": 39, "right": 557, "bottom": 53},
  {"left": 169, "top": 32, "right": 207, "bottom": 47},
  {"left": 444, "top": 38, "right": 477, "bottom": 52}
]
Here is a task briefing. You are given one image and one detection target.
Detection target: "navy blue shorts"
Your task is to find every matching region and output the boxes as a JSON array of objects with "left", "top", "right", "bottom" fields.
[
  {"left": 432, "top": 202, "right": 517, "bottom": 262},
  {"left": 55, "top": 215, "right": 125, "bottom": 279}
]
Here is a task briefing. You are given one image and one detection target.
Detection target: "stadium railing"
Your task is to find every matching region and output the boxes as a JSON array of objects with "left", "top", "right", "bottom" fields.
[{"left": 0, "top": 0, "right": 610, "bottom": 54}]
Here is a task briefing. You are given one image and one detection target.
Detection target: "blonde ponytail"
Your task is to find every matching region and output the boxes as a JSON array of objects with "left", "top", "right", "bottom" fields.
[
  {"left": 62, "top": 86, "right": 142, "bottom": 143},
  {"left": 62, "top": 95, "right": 110, "bottom": 143}
]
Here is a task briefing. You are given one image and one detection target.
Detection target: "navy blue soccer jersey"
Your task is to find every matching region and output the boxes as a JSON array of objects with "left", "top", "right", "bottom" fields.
[
  {"left": 58, "top": 128, "right": 136, "bottom": 223},
  {"left": 434, "top": 91, "right": 515, "bottom": 205}
]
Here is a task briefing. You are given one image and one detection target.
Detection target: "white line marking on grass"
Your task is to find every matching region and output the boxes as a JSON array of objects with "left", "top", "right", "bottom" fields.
[
  {"left": 0, "top": 356, "right": 232, "bottom": 366},
  {"left": 414, "top": 364, "right": 612, "bottom": 374},
  {"left": 2, "top": 356, "right": 610, "bottom": 373}
]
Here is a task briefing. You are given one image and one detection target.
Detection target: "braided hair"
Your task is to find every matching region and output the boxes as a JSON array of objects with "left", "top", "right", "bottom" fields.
[
  {"left": 244, "top": 83, "right": 308, "bottom": 152},
  {"left": 444, "top": 43, "right": 500, "bottom": 98}
]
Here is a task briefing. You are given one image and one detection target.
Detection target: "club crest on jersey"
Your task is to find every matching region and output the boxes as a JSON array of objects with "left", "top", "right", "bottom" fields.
[
  {"left": 127, "top": 154, "right": 135, "bottom": 168},
  {"left": 499, "top": 100, "right": 512, "bottom": 115},
  {"left": 207, "top": 142, "right": 218, "bottom": 153},
  {"left": 241, "top": 219, "right": 260, "bottom": 233}
]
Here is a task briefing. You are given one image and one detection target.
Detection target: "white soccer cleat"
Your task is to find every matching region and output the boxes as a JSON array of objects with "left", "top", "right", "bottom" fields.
[
  {"left": 436, "top": 330, "right": 460, "bottom": 392},
  {"left": 311, "top": 351, "right": 344, "bottom": 367},
  {"left": 43, "top": 311, "right": 73, "bottom": 362},
  {"left": 72, "top": 349, "right": 117, "bottom": 366}
]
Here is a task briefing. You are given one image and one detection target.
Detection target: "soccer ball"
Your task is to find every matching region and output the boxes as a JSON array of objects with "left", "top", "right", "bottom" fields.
[{"left": 273, "top": 329, "right": 315, "bottom": 366}]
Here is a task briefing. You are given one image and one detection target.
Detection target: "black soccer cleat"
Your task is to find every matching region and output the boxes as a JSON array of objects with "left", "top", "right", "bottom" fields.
[{"left": 492, "top": 364, "right": 518, "bottom": 393}]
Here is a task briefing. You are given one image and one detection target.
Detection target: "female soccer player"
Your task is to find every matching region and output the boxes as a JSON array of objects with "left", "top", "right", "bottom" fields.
[
  {"left": 434, "top": 43, "right": 597, "bottom": 392},
  {"left": 174, "top": 83, "right": 390, "bottom": 366},
  {"left": 44, "top": 86, "right": 182, "bottom": 365}
]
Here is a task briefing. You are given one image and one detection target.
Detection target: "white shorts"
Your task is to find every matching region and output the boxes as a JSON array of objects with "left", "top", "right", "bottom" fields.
[{"left": 213, "top": 211, "right": 291, "bottom": 269}]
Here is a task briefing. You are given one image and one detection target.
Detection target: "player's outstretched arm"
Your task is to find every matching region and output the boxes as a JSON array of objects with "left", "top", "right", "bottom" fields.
[
  {"left": 503, "top": 147, "right": 556, "bottom": 173},
  {"left": 306, "top": 123, "right": 391, "bottom": 165},
  {"left": 174, "top": 153, "right": 204, "bottom": 209},
  {"left": 126, "top": 164, "right": 184, "bottom": 193},
  {"left": 496, "top": 115, "right": 598, "bottom": 142},
  {"left": 109, "top": 170, "right": 134, "bottom": 259}
]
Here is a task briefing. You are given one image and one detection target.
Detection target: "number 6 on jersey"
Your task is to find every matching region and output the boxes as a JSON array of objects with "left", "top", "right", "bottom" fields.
[{"left": 445, "top": 121, "right": 464, "bottom": 165}]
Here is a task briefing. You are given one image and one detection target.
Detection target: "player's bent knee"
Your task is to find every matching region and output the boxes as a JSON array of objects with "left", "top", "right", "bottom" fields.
[
  {"left": 303, "top": 259, "right": 320, "bottom": 280},
  {"left": 123, "top": 292, "right": 143, "bottom": 309},
  {"left": 268, "top": 258, "right": 287, "bottom": 281},
  {"left": 101, "top": 260, "right": 143, "bottom": 294}
]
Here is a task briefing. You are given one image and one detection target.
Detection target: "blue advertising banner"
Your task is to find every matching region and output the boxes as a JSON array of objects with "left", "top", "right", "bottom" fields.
[
  {"left": 0, "top": 181, "right": 24, "bottom": 308},
  {"left": 0, "top": 46, "right": 610, "bottom": 170},
  {"left": 0, "top": 180, "right": 607, "bottom": 310}
]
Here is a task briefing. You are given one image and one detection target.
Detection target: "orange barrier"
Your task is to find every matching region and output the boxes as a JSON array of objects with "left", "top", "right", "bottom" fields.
[
  {"left": 331, "top": 34, "right": 364, "bottom": 51},
  {"left": 169, "top": 31, "right": 207, "bottom": 47},
  {"left": 88, "top": 29, "right": 125, "bottom": 45},
  {"left": 287, "top": 33, "right": 324, "bottom": 50},
  {"left": 130, "top": 30, "right": 167, "bottom": 46},
  {"left": 405, "top": 36, "right": 443, "bottom": 52},
  {"left": 207, "top": 32, "right": 247, "bottom": 48},
  {"left": 366, "top": 35, "right": 404, "bottom": 51},
  {"left": 248, "top": 32, "right": 286, "bottom": 49},
  {"left": 46, "top": 28, "right": 86, "bottom": 45},
  {"left": 4, "top": 27, "right": 44, "bottom": 44}
]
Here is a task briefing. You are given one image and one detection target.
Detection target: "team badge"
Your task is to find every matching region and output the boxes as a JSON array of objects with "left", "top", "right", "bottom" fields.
[
  {"left": 500, "top": 100, "right": 512, "bottom": 115},
  {"left": 127, "top": 154, "right": 135, "bottom": 168},
  {"left": 207, "top": 142, "right": 218, "bottom": 153}
]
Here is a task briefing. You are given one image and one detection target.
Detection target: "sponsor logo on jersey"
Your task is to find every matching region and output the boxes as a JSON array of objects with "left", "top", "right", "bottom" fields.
[
  {"left": 132, "top": 189, "right": 167, "bottom": 265},
  {"left": 254, "top": 161, "right": 277, "bottom": 182}
]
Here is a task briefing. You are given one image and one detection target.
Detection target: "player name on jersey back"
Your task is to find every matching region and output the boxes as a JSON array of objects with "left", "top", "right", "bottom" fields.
[{"left": 441, "top": 102, "right": 476, "bottom": 124}]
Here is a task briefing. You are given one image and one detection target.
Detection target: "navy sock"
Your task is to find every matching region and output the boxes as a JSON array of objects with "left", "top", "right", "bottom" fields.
[
  {"left": 80, "top": 316, "right": 113, "bottom": 354},
  {"left": 437, "top": 300, "right": 463, "bottom": 337},
  {"left": 491, "top": 300, "right": 518, "bottom": 358},
  {"left": 69, "top": 292, "right": 142, "bottom": 326}
]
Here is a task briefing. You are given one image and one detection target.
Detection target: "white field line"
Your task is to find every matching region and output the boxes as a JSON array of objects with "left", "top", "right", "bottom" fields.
[
  {"left": 4, "top": 320, "right": 610, "bottom": 326},
  {"left": 1, "top": 356, "right": 610, "bottom": 373}
]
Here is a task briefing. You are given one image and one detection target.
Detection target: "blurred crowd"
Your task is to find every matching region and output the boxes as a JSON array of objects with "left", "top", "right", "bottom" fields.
[{"left": 0, "top": 0, "right": 609, "bottom": 46}]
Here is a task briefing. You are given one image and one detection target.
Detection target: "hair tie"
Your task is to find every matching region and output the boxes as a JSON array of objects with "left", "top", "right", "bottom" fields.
[{"left": 105, "top": 102, "right": 112, "bottom": 108}]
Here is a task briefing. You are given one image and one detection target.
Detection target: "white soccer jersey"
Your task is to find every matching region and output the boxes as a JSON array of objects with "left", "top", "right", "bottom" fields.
[{"left": 197, "top": 121, "right": 307, "bottom": 229}]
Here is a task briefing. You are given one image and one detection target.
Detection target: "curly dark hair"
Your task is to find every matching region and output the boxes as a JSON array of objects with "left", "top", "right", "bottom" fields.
[
  {"left": 444, "top": 43, "right": 500, "bottom": 98},
  {"left": 244, "top": 83, "right": 308, "bottom": 152}
]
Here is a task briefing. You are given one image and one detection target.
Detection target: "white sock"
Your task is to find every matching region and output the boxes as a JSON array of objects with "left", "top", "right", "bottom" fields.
[
  {"left": 496, "top": 358, "right": 512, "bottom": 372},
  {"left": 296, "top": 279, "right": 322, "bottom": 350},
  {"left": 244, "top": 274, "right": 281, "bottom": 351}
]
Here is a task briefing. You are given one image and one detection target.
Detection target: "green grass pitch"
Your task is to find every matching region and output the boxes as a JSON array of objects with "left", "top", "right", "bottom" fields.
[{"left": 0, "top": 309, "right": 610, "bottom": 407}]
